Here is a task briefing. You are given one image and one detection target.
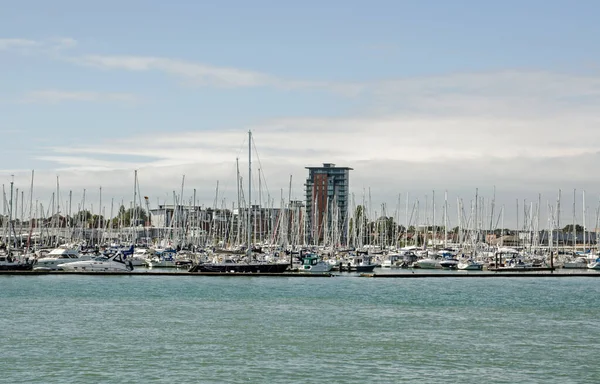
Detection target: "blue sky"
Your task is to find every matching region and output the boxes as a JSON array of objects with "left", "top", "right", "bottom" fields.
[{"left": 1, "top": 0, "right": 600, "bottom": 227}]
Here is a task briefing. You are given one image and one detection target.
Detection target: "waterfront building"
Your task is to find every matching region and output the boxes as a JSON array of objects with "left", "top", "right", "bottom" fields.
[{"left": 305, "top": 163, "right": 352, "bottom": 245}]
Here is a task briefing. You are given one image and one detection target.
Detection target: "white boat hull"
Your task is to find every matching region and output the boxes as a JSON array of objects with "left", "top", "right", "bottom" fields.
[
  {"left": 457, "top": 262, "right": 483, "bottom": 271},
  {"left": 58, "top": 260, "right": 131, "bottom": 272},
  {"left": 588, "top": 262, "right": 600, "bottom": 270},
  {"left": 415, "top": 259, "right": 439, "bottom": 269}
]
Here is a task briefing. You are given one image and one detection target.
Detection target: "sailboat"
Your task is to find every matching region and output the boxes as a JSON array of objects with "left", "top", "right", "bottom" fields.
[{"left": 189, "top": 131, "right": 289, "bottom": 273}]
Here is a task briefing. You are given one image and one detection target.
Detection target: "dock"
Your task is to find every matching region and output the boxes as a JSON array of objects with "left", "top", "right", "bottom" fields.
[
  {"left": 361, "top": 272, "right": 600, "bottom": 278},
  {"left": 0, "top": 270, "right": 333, "bottom": 277}
]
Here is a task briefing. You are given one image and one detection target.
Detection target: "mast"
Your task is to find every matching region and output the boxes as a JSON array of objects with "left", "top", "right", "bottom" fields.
[
  {"left": 557, "top": 189, "right": 561, "bottom": 251},
  {"left": 98, "top": 186, "right": 102, "bottom": 246},
  {"left": 236, "top": 158, "right": 241, "bottom": 246},
  {"left": 26, "top": 170, "right": 35, "bottom": 253},
  {"left": 583, "top": 190, "right": 586, "bottom": 253},
  {"left": 573, "top": 189, "right": 576, "bottom": 254},
  {"left": 8, "top": 176, "right": 14, "bottom": 254},
  {"left": 247, "top": 130, "right": 252, "bottom": 258},
  {"left": 432, "top": 190, "right": 436, "bottom": 249},
  {"left": 133, "top": 170, "right": 138, "bottom": 245},
  {"left": 444, "top": 190, "right": 448, "bottom": 249}
]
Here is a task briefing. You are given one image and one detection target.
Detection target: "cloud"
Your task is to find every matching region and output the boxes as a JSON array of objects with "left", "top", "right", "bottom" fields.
[
  {"left": 1, "top": 37, "right": 360, "bottom": 94},
  {"left": 7, "top": 68, "right": 595, "bottom": 228},
  {"left": 72, "top": 54, "right": 364, "bottom": 95},
  {"left": 0, "top": 38, "right": 38, "bottom": 50},
  {"left": 0, "top": 37, "right": 77, "bottom": 54},
  {"left": 2, "top": 44, "right": 600, "bottom": 227},
  {"left": 21, "top": 90, "right": 139, "bottom": 104},
  {"left": 74, "top": 55, "right": 290, "bottom": 88}
]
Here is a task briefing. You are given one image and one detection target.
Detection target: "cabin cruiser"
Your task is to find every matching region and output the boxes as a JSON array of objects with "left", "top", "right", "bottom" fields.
[
  {"left": 145, "top": 248, "right": 177, "bottom": 268},
  {"left": 33, "top": 246, "right": 92, "bottom": 271},
  {"left": 381, "top": 254, "right": 403, "bottom": 268},
  {"left": 457, "top": 259, "right": 484, "bottom": 271},
  {"left": 57, "top": 252, "right": 134, "bottom": 272},
  {"left": 439, "top": 258, "right": 459, "bottom": 270},
  {"left": 298, "top": 254, "right": 332, "bottom": 273},
  {"left": 340, "top": 255, "right": 378, "bottom": 272},
  {"left": 414, "top": 256, "right": 439, "bottom": 269},
  {"left": 0, "top": 253, "right": 33, "bottom": 271}
]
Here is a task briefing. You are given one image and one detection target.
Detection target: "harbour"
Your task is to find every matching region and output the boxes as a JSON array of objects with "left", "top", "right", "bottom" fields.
[{"left": 4, "top": 2, "right": 600, "bottom": 383}]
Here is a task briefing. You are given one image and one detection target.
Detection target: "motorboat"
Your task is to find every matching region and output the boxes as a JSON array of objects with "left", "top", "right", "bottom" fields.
[
  {"left": 439, "top": 258, "right": 459, "bottom": 270},
  {"left": 145, "top": 248, "right": 178, "bottom": 268},
  {"left": 0, "top": 253, "right": 33, "bottom": 271},
  {"left": 587, "top": 257, "right": 600, "bottom": 270},
  {"left": 563, "top": 256, "right": 588, "bottom": 269},
  {"left": 128, "top": 248, "right": 154, "bottom": 267},
  {"left": 298, "top": 254, "right": 332, "bottom": 273},
  {"left": 33, "top": 246, "right": 92, "bottom": 271},
  {"left": 457, "top": 259, "right": 484, "bottom": 271},
  {"left": 414, "top": 257, "right": 439, "bottom": 269},
  {"left": 188, "top": 258, "right": 290, "bottom": 273},
  {"left": 57, "top": 252, "right": 134, "bottom": 272}
]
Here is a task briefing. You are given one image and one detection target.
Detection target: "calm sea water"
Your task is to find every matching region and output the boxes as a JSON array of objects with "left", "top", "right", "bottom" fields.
[{"left": 2, "top": 274, "right": 599, "bottom": 383}]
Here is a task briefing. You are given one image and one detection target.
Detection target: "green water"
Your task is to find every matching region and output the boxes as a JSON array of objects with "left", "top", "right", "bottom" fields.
[{"left": 1, "top": 275, "right": 599, "bottom": 383}]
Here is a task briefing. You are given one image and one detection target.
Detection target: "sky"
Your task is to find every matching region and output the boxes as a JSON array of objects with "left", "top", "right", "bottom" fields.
[{"left": 1, "top": 0, "right": 600, "bottom": 229}]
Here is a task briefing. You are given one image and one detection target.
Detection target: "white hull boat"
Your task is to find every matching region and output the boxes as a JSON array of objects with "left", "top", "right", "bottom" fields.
[
  {"left": 414, "top": 258, "right": 439, "bottom": 269},
  {"left": 457, "top": 260, "right": 484, "bottom": 270},
  {"left": 588, "top": 258, "right": 600, "bottom": 270},
  {"left": 58, "top": 253, "right": 133, "bottom": 272},
  {"left": 563, "top": 257, "right": 588, "bottom": 269},
  {"left": 34, "top": 247, "right": 92, "bottom": 271}
]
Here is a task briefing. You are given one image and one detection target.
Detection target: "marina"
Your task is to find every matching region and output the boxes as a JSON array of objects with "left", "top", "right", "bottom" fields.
[
  {"left": 3, "top": 2, "right": 600, "bottom": 383},
  {"left": 3, "top": 132, "right": 600, "bottom": 276}
]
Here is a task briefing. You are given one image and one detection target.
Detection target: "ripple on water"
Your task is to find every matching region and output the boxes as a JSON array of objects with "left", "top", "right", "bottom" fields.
[{"left": 1, "top": 275, "right": 600, "bottom": 383}]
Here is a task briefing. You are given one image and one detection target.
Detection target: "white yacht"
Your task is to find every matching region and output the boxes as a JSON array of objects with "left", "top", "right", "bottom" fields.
[
  {"left": 33, "top": 246, "right": 92, "bottom": 271},
  {"left": 58, "top": 252, "right": 133, "bottom": 272}
]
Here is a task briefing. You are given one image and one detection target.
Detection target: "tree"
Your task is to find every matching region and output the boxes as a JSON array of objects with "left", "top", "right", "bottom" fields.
[
  {"left": 74, "top": 210, "right": 92, "bottom": 225},
  {"left": 562, "top": 224, "right": 584, "bottom": 233},
  {"left": 112, "top": 205, "right": 148, "bottom": 228}
]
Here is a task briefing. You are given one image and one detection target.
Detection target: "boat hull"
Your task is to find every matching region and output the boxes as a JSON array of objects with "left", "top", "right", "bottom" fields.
[
  {"left": 188, "top": 263, "right": 290, "bottom": 273},
  {"left": 0, "top": 263, "right": 33, "bottom": 271},
  {"left": 457, "top": 262, "right": 484, "bottom": 271},
  {"left": 588, "top": 262, "right": 600, "bottom": 270}
]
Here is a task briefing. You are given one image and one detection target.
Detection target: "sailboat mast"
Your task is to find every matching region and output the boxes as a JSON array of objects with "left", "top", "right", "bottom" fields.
[
  {"left": 8, "top": 176, "right": 13, "bottom": 254},
  {"left": 247, "top": 130, "right": 252, "bottom": 257}
]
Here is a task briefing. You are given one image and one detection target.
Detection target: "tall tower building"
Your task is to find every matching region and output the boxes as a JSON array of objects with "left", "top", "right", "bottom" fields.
[{"left": 305, "top": 163, "right": 352, "bottom": 245}]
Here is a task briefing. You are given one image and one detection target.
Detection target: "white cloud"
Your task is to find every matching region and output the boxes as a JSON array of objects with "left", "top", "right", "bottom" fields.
[
  {"left": 0, "top": 38, "right": 38, "bottom": 50},
  {"left": 22, "top": 90, "right": 139, "bottom": 104},
  {"left": 2, "top": 56, "right": 600, "bottom": 227},
  {"left": 74, "top": 55, "right": 287, "bottom": 88},
  {"left": 72, "top": 54, "right": 364, "bottom": 95},
  {"left": 0, "top": 37, "right": 77, "bottom": 54}
]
